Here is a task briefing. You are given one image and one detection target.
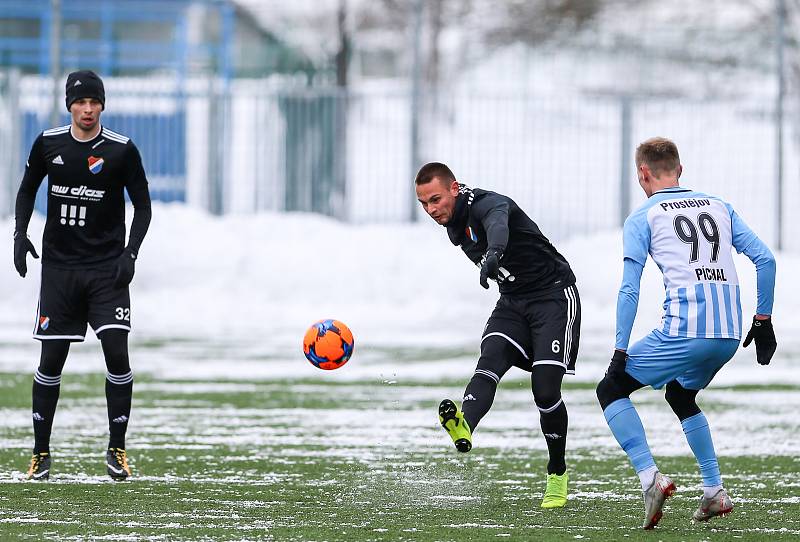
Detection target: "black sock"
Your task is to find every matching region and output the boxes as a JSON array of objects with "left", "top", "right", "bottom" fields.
[
  {"left": 32, "top": 341, "right": 69, "bottom": 455},
  {"left": 540, "top": 402, "right": 568, "bottom": 475},
  {"left": 461, "top": 374, "right": 498, "bottom": 432},
  {"left": 531, "top": 365, "right": 568, "bottom": 475},
  {"left": 106, "top": 372, "right": 133, "bottom": 449},
  {"left": 32, "top": 371, "right": 61, "bottom": 455},
  {"left": 101, "top": 330, "right": 133, "bottom": 450}
]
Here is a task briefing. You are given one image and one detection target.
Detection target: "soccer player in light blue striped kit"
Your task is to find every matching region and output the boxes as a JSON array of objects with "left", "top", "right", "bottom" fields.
[{"left": 596, "top": 137, "right": 777, "bottom": 529}]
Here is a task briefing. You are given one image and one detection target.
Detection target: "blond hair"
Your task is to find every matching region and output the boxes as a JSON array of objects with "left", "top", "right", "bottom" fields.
[{"left": 635, "top": 137, "right": 681, "bottom": 175}]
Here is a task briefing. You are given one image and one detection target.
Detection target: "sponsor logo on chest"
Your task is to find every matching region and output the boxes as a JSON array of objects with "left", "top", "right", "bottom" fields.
[{"left": 51, "top": 184, "right": 105, "bottom": 201}]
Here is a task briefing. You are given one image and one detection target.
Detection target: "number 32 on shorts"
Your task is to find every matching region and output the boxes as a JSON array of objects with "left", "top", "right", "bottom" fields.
[{"left": 115, "top": 307, "right": 131, "bottom": 321}]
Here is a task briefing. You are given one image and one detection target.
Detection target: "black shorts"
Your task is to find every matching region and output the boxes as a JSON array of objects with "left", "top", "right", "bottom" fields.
[
  {"left": 482, "top": 284, "right": 580, "bottom": 374},
  {"left": 33, "top": 264, "right": 131, "bottom": 341}
]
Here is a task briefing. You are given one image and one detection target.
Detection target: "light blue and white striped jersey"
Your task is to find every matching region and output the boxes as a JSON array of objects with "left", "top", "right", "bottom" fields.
[{"left": 623, "top": 187, "right": 761, "bottom": 340}]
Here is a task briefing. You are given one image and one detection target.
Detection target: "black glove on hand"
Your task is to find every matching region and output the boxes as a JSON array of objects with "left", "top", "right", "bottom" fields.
[
  {"left": 742, "top": 316, "right": 776, "bottom": 365},
  {"left": 113, "top": 248, "right": 137, "bottom": 289},
  {"left": 479, "top": 249, "right": 502, "bottom": 289},
  {"left": 611, "top": 349, "right": 628, "bottom": 364},
  {"left": 603, "top": 349, "right": 629, "bottom": 380},
  {"left": 607, "top": 348, "right": 628, "bottom": 373},
  {"left": 13, "top": 232, "right": 39, "bottom": 278}
]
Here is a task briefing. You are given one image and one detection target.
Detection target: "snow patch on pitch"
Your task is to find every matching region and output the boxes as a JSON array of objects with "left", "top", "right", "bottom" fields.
[
  {"left": 0, "top": 471, "right": 294, "bottom": 484},
  {"left": 0, "top": 517, "right": 80, "bottom": 525},
  {"left": 2, "top": 387, "right": 798, "bottom": 465},
  {"left": 0, "top": 208, "right": 798, "bottom": 387}
]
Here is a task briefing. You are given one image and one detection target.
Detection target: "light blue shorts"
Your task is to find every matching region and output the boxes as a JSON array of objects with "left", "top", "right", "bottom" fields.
[{"left": 626, "top": 329, "right": 739, "bottom": 390}]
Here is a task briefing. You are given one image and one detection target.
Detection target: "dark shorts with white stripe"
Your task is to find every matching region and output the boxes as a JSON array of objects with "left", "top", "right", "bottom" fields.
[
  {"left": 34, "top": 264, "right": 131, "bottom": 342},
  {"left": 482, "top": 284, "right": 581, "bottom": 375}
]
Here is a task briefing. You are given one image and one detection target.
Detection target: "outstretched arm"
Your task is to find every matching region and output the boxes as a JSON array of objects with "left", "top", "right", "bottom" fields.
[
  {"left": 729, "top": 207, "right": 776, "bottom": 317},
  {"left": 729, "top": 206, "right": 777, "bottom": 364},
  {"left": 615, "top": 258, "right": 644, "bottom": 351},
  {"left": 615, "top": 210, "right": 651, "bottom": 352},
  {"left": 745, "top": 237, "right": 775, "bottom": 319}
]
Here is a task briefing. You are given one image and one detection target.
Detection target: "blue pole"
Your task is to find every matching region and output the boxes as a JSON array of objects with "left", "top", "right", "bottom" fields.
[
  {"left": 101, "top": 0, "right": 114, "bottom": 75},
  {"left": 176, "top": 4, "right": 188, "bottom": 82},
  {"left": 220, "top": 1, "right": 234, "bottom": 83},
  {"left": 48, "top": 0, "right": 61, "bottom": 127},
  {"left": 39, "top": 3, "right": 51, "bottom": 75}
]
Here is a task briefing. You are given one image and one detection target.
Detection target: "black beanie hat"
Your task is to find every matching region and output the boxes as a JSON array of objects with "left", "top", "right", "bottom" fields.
[{"left": 65, "top": 70, "right": 105, "bottom": 111}]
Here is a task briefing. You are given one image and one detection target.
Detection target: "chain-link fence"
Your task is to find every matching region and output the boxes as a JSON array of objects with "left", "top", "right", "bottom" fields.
[{"left": 1, "top": 72, "right": 797, "bottom": 251}]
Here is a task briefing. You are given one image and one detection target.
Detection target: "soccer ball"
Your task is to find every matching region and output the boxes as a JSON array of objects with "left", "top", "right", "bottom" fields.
[{"left": 302, "top": 319, "right": 354, "bottom": 370}]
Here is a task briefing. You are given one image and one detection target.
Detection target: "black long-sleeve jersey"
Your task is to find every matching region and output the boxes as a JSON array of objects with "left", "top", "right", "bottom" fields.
[
  {"left": 15, "top": 125, "right": 152, "bottom": 268},
  {"left": 446, "top": 185, "right": 575, "bottom": 296}
]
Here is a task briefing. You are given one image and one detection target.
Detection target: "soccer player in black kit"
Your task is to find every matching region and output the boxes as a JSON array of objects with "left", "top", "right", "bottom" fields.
[
  {"left": 14, "top": 70, "right": 151, "bottom": 480},
  {"left": 415, "top": 162, "right": 580, "bottom": 508}
]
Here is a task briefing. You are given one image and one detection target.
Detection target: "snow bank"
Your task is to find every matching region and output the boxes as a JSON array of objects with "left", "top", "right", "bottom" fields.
[{"left": 1, "top": 204, "right": 797, "bottom": 384}]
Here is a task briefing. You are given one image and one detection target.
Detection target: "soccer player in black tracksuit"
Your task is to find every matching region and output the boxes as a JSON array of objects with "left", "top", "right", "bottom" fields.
[
  {"left": 14, "top": 70, "right": 152, "bottom": 480},
  {"left": 415, "top": 162, "right": 580, "bottom": 508}
]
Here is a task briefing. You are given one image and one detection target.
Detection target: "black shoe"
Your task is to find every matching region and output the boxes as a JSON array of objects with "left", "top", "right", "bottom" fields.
[
  {"left": 106, "top": 448, "right": 131, "bottom": 480},
  {"left": 27, "top": 452, "right": 51, "bottom": 481}
]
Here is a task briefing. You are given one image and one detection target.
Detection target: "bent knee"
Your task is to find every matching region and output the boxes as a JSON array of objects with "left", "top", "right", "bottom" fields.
[
  {"left": 664, "top": 381, "right": 700, "bottom": 421},
  {"left": 596, "top": 373, "right": 629, "bottom": 410}
]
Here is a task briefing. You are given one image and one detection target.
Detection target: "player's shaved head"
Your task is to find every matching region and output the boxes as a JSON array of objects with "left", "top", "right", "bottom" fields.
[
  {"left": 636, "top": 137, "right": 681, "bottom": 175},
  {"left": 415, "top": 162, "right": 456, "bottom": 186},
  {"left": 415, "top": 162, "right": 460, "bottom": 225}
]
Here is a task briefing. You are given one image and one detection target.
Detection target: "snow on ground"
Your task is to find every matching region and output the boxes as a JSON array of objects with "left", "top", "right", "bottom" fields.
[
  {"left": 1, "top": 384, "right": 799, "bottom": 483},
  {"left": 0, "top": 203, "right": 797, "bottom": 385}
]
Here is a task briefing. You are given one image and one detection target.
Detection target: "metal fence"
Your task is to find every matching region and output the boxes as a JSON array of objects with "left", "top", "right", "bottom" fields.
[{"left": 1, "top": 72, "right": 797, "bottom": 251}]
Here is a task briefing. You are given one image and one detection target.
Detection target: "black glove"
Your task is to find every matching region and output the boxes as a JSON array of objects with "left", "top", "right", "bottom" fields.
[
  {"left": 113, "top": 248, "right": 137, "bottom": 289},
  {"left": 13, "top": 232, "right": 39, "bottom": 278},
  {"left": 742, "top": 316, "right": 776, "bottom": 365},
  {"left": 479, "top": 249, "right": 502, "bottom": 289},
  {"left": 611, "top": 349, "right": 627, "bottom": 365},
  {"left": 606, "top": 348, "right": 627, "bottom": 374}
]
